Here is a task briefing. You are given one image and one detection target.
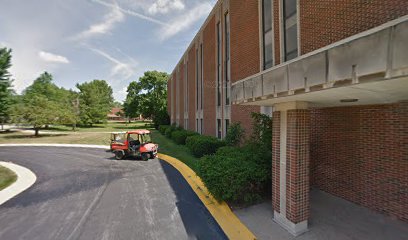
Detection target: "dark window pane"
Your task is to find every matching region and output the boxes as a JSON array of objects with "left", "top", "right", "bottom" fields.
[
  {"left": 263, "top": 30, "right": 273, "bottom": 70},
  {"left": 262, "top": 0, "right": 272, "bottom": 31},
  {"left": 284, "top": 0, "right": 297, "bottom": 18},
  {"left": 285, "top": 24, "right": 298, "bottom": 59}
]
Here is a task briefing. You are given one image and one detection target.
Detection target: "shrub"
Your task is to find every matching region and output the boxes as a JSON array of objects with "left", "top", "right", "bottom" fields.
[
  {"left": 158, "top": 125, "right": 170, "bottom": 134},
  {"left": 224, "top": 122, "right": 245, "bottom": 146},
  {"left": 171, "top": 130, "right": 199, "bottom": 145},
  {"left": 185, "top": 135, "right": 226, "bottom": 157},
  {"left": 164, "top": 127, "right": 173, "bottom": 138},
  {"left": 251, "top": 112, "right": 272, "bottom": 150},
  {"left": 197, "top": 154, "right": 268, "bottom": 204}
]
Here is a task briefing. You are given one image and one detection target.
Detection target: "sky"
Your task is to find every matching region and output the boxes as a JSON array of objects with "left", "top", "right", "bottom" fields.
[{"left": 0, "top": 0, "right": 216, "bottom": 101}]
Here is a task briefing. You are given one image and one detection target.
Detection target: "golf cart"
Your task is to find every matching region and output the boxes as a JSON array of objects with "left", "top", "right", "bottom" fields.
[{"left": 110, "top": 130, "right": 158, "bottom": 160}]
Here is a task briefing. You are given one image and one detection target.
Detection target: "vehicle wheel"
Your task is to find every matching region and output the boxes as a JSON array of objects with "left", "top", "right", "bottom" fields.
[
  {"left": 141, "top": 153, "right": 149, "bottom": 161},
  {"left": 149, "top": 152, "right": 156, "bottom": 159},
  {"left": 115, "top": 151, "right": 124, "bottom": 160}
]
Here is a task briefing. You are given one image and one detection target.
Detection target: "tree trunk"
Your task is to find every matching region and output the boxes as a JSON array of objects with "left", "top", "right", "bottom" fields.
[
  {"left": 35, "top": 128, "right": 39, "bottom": 137},
  {"left": 72, "top": 123, "right": 76, "bottom": 131}
]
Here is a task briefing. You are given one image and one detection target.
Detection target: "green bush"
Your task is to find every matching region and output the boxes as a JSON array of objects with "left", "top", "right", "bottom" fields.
[
  {"left": 152, "top": 108, "right": 170, "bottom": 129},
  {"left": 224, "top": 122, "right": 245, "bottom": 146},
  {"left": 164, "top": 127, "right": 173, "bottom": 138},
  {"left": 171, "top": 130, "right": 199, "bottom": 145},
  {"left": 185, "top": 135, "right": 226, "bottom": 157},
  {"left": 158, "top": 125, "right": 170, "bottom": 134},
  {"left": 197, "top": 154, "right": 268, "bottom": 203}
]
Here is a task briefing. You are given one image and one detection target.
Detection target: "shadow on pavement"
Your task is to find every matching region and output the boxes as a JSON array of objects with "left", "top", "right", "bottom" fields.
[{"left": 159, "top": 159, "right": 228, "bottom": 240}]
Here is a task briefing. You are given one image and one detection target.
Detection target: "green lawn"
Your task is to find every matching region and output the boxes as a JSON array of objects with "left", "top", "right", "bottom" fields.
[
  {"left": 0, "top": 165, "right": 17, "bottom": 191},
  {"left": 0, "top": 121, "right": 200, "bottom": 171}
]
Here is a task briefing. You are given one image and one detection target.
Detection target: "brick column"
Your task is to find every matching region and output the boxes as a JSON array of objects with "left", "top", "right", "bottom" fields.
[{"left": 272, "top": 102, "right": 310, "bottom": 236}]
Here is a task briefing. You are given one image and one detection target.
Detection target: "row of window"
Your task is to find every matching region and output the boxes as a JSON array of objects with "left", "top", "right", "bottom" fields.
[{"left": 262, "top": 0, "right": 299, "bottom": 71}]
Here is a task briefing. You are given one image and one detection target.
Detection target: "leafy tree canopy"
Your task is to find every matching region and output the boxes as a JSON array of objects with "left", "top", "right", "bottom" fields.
[
  {"left": 124, "top": 71, "right": 169, "bottom": 126},
  {"left": 76, "top": 79, "right": 114, "bottom": 126},
  {"left": 0, "top": 47, "right": 14, "bottom": 129}
]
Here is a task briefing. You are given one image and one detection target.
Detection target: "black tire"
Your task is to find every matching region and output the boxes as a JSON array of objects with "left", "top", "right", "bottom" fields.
[
  {"left": 141, "top": 153, "right": 149, "bottom": 161},
  {"left": 115, "top": 151, "right": 124, "bottom": 160},
  {"left": 149, "top": 152, "right": 156, "bottom": 159}
]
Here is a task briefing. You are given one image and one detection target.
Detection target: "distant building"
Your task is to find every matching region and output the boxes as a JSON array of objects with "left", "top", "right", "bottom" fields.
[{"left": 107, "top": 107, "right": 124, "bottom": 121}]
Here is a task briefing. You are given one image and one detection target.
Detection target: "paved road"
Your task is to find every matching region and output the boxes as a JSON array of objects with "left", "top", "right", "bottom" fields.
[{"left": 0, "top": 147, "right": 227, "bottom": 240}]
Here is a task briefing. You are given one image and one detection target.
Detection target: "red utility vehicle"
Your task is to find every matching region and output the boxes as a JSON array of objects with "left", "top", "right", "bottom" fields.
[{"left": 110, "top": 130, "right": 158, "bottom": 160}]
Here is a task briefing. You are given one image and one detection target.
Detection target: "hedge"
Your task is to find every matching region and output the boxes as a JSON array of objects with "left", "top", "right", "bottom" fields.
[
  {"left": 171, "top": 130, "right": 199, "bottom": 145},
  {"left": 185, "top": 135, "right": 226, "bottom": 158},
  {"left": 158, "top": 125, "right": 170, "bottom": 135},
  {"left": 197, "top": 153, "right": 268, "bottom": 203}
]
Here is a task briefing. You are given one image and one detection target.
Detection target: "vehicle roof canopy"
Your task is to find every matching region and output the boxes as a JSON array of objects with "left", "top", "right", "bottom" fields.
[{"left": 127, "top": 129, "right": 151, "bottom": 134}]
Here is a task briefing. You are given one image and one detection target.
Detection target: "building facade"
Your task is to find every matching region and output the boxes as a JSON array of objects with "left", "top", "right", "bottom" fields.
[{"left": 167, "top": 0, "right": 408, "bottom": 236}]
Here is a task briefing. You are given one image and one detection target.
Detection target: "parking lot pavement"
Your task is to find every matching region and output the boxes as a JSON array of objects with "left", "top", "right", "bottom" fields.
[{"left": 0, "top": 147, "right": 227, "bottom": 240}]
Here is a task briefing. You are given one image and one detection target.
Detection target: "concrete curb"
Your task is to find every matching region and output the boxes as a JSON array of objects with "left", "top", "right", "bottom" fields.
[
  {"left": 0, "top": 161, "right": 37, "bottom": 205},
  {"left": 158, "top": 153, "right": 257, "bottom": 240},
  {"left": 0, "top": 144, "right": 110, "bottom": 149}
]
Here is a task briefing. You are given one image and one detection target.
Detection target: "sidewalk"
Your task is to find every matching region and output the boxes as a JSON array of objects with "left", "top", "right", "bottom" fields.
[{"left": 234, "top": 189, "right": 408, "bottom": 240}]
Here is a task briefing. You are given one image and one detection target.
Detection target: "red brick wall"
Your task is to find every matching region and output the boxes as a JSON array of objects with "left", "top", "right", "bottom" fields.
[
  {"left": 167, "top": 80, "right": 171, "bottom": 116},
  {"left": 272, "top": 111, "right": 280, "bottom": 213},
  {"left": 179, "top": 64, "right": 184, "bottom": 128},
  {"left": 311, "top": 103, "right": 408, "bottom": 222},
  {"left": 300, "top": 0, "right": 408, "bottom": 54},
  {"left": 286, "top": 109, "right": 310, "bottom": 223},
  {"left": 172, "top": 72, "right": 176, "bottom": 124},
  {"left": 230, "top": 0, "right": 260, "bottom": 135},
  {"left": 203, "top": 16, "right": 216, "bottom": 137},
  {"left": 188, "top": 47, "right": 196, "bottom": 131}
]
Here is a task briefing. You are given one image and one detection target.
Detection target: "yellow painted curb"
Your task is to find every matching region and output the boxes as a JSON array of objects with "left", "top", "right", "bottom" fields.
[{"left": 158, "top": 153, "right": 257, "bottom": 240}]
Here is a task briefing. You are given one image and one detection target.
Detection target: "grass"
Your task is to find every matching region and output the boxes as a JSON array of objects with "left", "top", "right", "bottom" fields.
[
  {"left": 0, "top": 121, "right": 200, "bottom": 171},
  {"left": 151, "top": 131, "right": 200, "bottom": 171},
  {"left": 0, "top": 165, "right": 17, "bottom": 191}
]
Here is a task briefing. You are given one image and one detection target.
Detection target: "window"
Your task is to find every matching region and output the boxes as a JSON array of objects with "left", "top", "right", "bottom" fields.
[
  {"left": 200, "top": 43, "right": 203, "bottom": 110},
  {"left": 196, "top": 119, "right": 198, "bottom": 132},
  {"left": 225, "top": 119, "right": 230, "bottom": 135},
  {"left": 224, "top": 12, "right": 230, "bottom": 105},
  {"left": 200, "top": 119, "right": 203, "bottom": 134},
  {"left": 196, "top": 49, "right": 199, "bottom": 110},
  {"left": 283, "top": 0, "right": 298, "bottom": 61},
  {"left": 217, "top": 22, "right": 222, "bottom": 106},
  {"left": 217, "top": 119, "right": 222, "bottom": 139},
  {"left": 262, "top": 0, "right": 273, "bottom": 70}
]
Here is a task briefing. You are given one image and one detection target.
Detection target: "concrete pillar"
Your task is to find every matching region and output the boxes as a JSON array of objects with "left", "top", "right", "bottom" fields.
[{"left": 272, "top": 101, "right": 310, "bottom": 236}]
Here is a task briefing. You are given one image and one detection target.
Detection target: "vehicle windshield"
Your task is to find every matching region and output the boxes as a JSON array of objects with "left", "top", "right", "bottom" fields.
[
  {"left": 141, "top": 134, "right": 152, "bottom": 143},
  {"left": 112, "top": 133, "right": 125, "bottom": 142}
]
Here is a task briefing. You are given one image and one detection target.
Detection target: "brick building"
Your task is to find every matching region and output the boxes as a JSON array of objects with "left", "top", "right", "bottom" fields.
[{"left": 167, "top": 0, "right": 408, "bottom": 236}]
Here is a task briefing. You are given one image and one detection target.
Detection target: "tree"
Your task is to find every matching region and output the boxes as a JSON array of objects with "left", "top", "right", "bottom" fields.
[
  {"left": 124, "top": 71, "right": 170, "bottom": 127},
  {"left": 11, "top": 72, "right": 78, "bottom": 136},
  {"left": 76, "top": 80, "right": 114, "bottom": 126},
  {"left": 0, "top": 47, "right": 14, "bottom": 130}
]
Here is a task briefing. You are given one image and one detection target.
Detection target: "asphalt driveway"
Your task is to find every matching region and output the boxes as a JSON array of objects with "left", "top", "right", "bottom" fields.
[{"left": 0, "top": 147, "right": 227, "bottom": 240}]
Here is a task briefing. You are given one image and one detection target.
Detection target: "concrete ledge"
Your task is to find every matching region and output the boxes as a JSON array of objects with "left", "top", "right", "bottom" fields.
[
  {"left": 0, "top": 161, "right": 37, "bottom": 205},
  {"left": 158, "top": 153, "right": 257, "bottom": 240},
  {"left": 274, "top": 211, "right": 308, "bottom": 236}
]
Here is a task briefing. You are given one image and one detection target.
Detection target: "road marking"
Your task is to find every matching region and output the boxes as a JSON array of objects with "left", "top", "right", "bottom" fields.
[
  {"left": 158, "top": 153, "right": 257, "bottom": 240},
  {"left": 0, "top": 161, "right": 37, "bottom": 205}
]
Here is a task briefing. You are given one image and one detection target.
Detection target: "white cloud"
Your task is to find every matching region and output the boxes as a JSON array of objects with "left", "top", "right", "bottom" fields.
[
  {"left": 91, "top": 0, "right": 167, "bottom": 26},
  {"left": 38, "top": 51, "right": 70, "bottom": 64},
  {"left": 148, "top": 0, "right": 185, "bottom": 15},
  {"left": 74, "top": 2, "right": 124, "bottom": 40},
  {"left": 89, "top": 47, "right": 136, "bottom": 79},
  {"left": 160, "top": 2, "right": 212, "bottom": 40}
]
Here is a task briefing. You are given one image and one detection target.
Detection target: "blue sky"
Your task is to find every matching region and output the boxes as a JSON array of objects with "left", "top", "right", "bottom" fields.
[{"left": 0, "top": 0, "right": 216, "bottom": 101}]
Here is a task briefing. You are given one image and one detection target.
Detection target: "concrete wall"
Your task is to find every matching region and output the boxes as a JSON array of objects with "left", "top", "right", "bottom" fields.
[{"left": 310, "top": 102, "right": 408, "bottom": 222}]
